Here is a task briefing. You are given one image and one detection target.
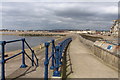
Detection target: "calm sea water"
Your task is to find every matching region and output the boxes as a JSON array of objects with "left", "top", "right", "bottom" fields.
[{"left": 0, "top": 35, "right": 56, "bottom": 52}]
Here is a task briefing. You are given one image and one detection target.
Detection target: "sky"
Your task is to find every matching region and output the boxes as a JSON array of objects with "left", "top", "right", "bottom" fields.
[{"left": 0, "top": 0, "right": 119, "bottom": 30}]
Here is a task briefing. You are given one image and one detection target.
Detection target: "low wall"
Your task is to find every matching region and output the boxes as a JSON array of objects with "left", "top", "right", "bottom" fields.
[
  {"left": 79, "top": 35, "right": 119, "bottom": 70},
  {"left": 79, "top": 36, "right": 94, "bottom": 51},
  {"left": 94, "top": 45, "right": 118, "bottom": 69}
]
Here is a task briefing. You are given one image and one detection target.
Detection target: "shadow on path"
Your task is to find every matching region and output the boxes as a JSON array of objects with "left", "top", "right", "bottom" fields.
[
  {"left": 62, "top": 42, "right": 73, "bottom": 80},
  {"left": 6, "top": 65, "right": 38, "bottom": 80}
]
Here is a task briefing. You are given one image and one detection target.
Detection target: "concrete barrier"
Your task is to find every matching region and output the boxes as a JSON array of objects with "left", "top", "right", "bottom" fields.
[{"left": 79, "top": 35, "right": 119, "bottom": 70}]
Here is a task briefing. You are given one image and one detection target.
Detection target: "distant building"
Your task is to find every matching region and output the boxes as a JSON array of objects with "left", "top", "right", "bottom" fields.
[
  {"left": 68, "top": 30, "right": 96, "bottom": 34},
  {"left": 110, "top": 19, "right": 120, "bottom": 36}
]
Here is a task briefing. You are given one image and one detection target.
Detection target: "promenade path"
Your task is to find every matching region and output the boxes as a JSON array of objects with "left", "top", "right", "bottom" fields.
[
  {"left": 65, "top": 35, "right": 118, "bottom": 78},
  {"left": 5, "top": 34, "right": 118, "bottom": 79}
]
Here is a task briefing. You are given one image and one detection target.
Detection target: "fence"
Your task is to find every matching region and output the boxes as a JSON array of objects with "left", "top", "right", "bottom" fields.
[
  {"left": 0, "top": 38, "right": 38, "bottom": 80},
  {"left": 44, "top": 38, "right": 72, "bottom": 80}
]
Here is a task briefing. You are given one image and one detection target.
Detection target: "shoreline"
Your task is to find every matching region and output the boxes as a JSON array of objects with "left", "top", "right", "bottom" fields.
[
  {"left": 0, "top": 31, "right": 68, "bottom": 37},
  {"left": 0, "top": 33, "right": 66, "bottom": 36}
]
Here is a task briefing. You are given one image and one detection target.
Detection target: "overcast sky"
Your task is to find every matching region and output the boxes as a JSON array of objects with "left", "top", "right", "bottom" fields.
[{"left": 0, "top": 1, "right": 118, "bottom": 30}]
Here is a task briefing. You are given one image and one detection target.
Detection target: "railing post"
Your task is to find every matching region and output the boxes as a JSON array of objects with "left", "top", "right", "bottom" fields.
[
  {"left": 59, "top": 45, "right": 62, "bottom": 65},
  {"left": 32, "top": 50, "right": 34, "bottom": 66},
  {"left": 62, "top": 43, "right": 64, "bottom": 52},
  {"left": 50, "top": 40, "right": 55, "bottom": 70},
  {"left": 32, "top": 50, "right": 39, "bottom": 67},
  {"left": 1, "top": 41, "right": 6, "bottom": 80},
  {"left": 20, "top": 38, "right": 27, "bottom": 68},
  {"left": 44, "top": 42, "right": 50, "bottom": 80},
  {"left": 36, "top": 58, "right": 39, "bottom": 67},
  {"left": 53, "top": 46, "right": 60, "bottom": 77}
]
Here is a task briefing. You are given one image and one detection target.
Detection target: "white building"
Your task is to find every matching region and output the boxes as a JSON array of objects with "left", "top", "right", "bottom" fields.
[{"left": 110, "top": 19, "right": 120, "bottom": 36}]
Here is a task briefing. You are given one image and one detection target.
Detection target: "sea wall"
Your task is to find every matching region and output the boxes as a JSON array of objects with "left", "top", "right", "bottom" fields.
[{"left": 79, "top": 35, "right": 119, "bottom": 70}]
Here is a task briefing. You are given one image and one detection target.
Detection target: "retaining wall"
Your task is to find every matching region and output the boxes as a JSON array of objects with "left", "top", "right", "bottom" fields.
[{"left": 79, "top": 35, "right": 119, "bottom": 70}]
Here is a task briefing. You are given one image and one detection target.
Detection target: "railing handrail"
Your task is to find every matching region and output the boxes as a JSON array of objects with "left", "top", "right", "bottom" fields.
[
  {"left": 0, "top": 38, "right": 38, "bottom": 80},
  {"left": 5, "top": 39, "right": 22, "bottom": 43},
  {"left": 44, "top": 38, "right": 72, "bottom": 80}
]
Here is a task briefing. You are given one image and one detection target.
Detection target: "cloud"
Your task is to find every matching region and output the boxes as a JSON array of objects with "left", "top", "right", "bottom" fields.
[
  {"left": 2, "top": 0, "right": 119, "bottom": 2},
  {"left": 2, "top": 2, "right": 118, "bottom": 30}
]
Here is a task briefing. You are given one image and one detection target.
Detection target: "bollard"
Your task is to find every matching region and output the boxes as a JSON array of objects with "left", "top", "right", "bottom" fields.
[
  {"left": 20, "top": 38, "right": 27, "bottom": 68},
  {"left": 1, "top": 41, "right": 6, "bottom": 80},
  {"left": 50, "top": 40, "right": 55, "bottom": 70},
  {"left": 53, "top": 46, "right": 60, "bottom": 77},
  {"left": 44, "top": 42, "right": 50, "bottom": 80}
]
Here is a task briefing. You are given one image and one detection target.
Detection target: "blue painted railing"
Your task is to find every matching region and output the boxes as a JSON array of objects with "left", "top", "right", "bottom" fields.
[
  {"left": 0, "top": 38, "right": 38, "bottom": 80},
  {"left": 44, "top": 38, "right": 72, "bottom": 80}
]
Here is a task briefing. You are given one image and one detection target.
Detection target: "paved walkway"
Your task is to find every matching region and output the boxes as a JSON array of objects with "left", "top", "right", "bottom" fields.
[
  {"left": 5, "top": 35, "right": 118, "bottom": 79},
  {"left": 66, "top": 35, "right": 118, "bottom": 78}
]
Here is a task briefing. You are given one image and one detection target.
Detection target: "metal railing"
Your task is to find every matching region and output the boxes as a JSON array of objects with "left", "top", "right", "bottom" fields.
[
  {"left": 44, "top": 38, "right": 72, "bottom": 80},
  {"left": 0, "top": 38, "right": 38, "bottom": 80}
]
